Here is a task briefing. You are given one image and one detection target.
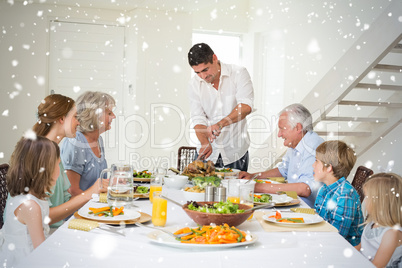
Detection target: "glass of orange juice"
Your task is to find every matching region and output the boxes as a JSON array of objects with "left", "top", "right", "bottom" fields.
[
  {"left": 152, "top": 191, "right": 167, "bottom": 227},
  {"left": 149, "top": 176, "right": 163, "bottom": 203},
  {"left": 227, "top": 178, "right": 240, "bottom": 203}
]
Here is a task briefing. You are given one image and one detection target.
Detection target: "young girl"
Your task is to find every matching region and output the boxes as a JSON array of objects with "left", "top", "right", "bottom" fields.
[
  {"left": 33, "top": 94, "right": 106, "bottom": 228},
  {"left": 355, "top": 173, "right": 402, "bottom": 267},
  {"left": 0, "top": 136, "right": 60, "bottom": 266}
]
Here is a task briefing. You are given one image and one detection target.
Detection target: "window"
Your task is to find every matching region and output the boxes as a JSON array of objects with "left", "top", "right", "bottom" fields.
[{"left": 192, "top": 32, "right": 241, "bottom": 64}]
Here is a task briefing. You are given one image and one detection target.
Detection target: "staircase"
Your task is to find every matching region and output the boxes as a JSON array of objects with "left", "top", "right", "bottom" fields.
[
  {"left": 314, "top": 36, "right": 402, "bottom": 156},
  {"left": 257, "top": 1, "right": 402, "bottom": 171}
]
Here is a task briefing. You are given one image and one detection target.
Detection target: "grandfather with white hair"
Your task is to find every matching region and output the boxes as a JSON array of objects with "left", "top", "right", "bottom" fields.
[{"left": 240, "top": 103, "right": 324, "bottom": 207}]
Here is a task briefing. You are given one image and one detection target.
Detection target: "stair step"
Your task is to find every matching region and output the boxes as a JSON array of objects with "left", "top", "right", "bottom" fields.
[
  {"left": 322, "top": 116, "right": 388, "bottom": 123},
  {"left": 316, "top": 131, "right": 371, "bottom": 137},
  {"left": 391, "top": 44, "right": 402, "bottom": 53},
  {"left": 339, "top": 100, "right": 402, "bottom": 108},
  {"left": 373, "top": 64, "right": 402, "bottom": 72},
  {"left": 355, "top": 83, "right": 402, "bottom": 91}
]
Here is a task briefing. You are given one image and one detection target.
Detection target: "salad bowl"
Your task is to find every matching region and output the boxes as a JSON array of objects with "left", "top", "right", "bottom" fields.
[{"left": 182, "top": 202, "right": 253, "bottom": 227}]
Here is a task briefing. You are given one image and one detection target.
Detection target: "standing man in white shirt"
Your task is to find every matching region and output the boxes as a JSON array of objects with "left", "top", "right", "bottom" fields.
[{"left": 187, "top": 43, "right": 254, "bottom": 171}]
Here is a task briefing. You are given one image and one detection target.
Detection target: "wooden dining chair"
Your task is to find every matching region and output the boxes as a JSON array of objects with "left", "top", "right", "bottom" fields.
[
  {"left": 0, "top": 163, "right": 9, "bottom": 229},
  {"left": 351, "top": 165, "right": 374, "bottom": 203},
  {"left": 177, "top": 146, "right": 197, "bottom": 172}
]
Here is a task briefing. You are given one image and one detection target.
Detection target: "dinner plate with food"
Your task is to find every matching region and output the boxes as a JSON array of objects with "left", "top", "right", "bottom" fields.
[
  {"left": 214, "top": 168, "right": 240, "bottom": 178},
  {"left": 254, "top": 193, "right": 293, "bottom": 205},
  {"left": 254, "top": 179, "right": 281, "bottom": 184},
  {"left": 147, "top": 224, "right": 257, "bottom": 249},
  {"left": 263, "top": 211, "right": 323, "bottom": 226},
  {"left": 78, "top": 202, "right": 141, "bottom": 222},
  {"left": 133, "top": 170, "right": 153, "bottom": 182},
  {"left": 133, "top": 185, "right": 150, "bottom": 198}
]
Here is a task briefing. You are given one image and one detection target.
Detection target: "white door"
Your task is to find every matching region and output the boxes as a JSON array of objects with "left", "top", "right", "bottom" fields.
[{"left": 48, "top": 21, "right": 125, "bottom": 164}]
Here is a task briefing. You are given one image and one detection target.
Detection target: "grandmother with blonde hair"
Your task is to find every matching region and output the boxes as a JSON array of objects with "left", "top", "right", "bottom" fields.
[{"left": 61, "top": 91, "right": 116, "bottom": 196}]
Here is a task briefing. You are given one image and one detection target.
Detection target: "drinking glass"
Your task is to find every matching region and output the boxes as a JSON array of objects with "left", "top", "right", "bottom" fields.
[
  {"left": 149, "top": 167, "right": 165, "bottom": 203},
  {"left": 227, "top": 179, "right": 240, "bottom": 203},
  {"left": 152, "top": 191, "right": 167, "bottom": 227},
  {"left": 240, "top": 184, "right": 254, "bottom": 220}
]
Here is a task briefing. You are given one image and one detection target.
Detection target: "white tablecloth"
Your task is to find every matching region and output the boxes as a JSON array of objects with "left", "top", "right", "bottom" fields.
[{"left": 16, "top": 188, "right": 373, "bottom": 268}]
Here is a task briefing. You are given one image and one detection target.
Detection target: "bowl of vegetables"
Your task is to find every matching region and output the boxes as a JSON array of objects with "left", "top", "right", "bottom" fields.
[{"left": 182, "top": 201, "right": 253, "bottom": 227}]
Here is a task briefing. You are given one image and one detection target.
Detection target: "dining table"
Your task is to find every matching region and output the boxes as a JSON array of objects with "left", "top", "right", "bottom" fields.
[{"left": 16, "top": 186, "right": 374, "bottom": 268}]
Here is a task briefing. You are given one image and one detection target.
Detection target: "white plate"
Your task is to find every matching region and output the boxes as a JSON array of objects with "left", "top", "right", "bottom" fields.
[
  {"left": 255, "top": 179, "right": 281, "bottom": 184},
  {"left": 77, "top": 202, "right": 141, "bottom": 222},
  {"left": 262, "top": 212, "right": 323, "bottom": 226},
  {"left": 147, "top": 229, "right": 258, "bottom": 249},
  {"left": 254, "top": 193, "right": 293, "bottom": 205}
]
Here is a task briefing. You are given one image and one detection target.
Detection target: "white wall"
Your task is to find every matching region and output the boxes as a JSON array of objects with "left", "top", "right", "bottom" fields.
[
  {"left": 122, "top": 8, "right": 193, "bottom": 169},
  {"left": 0, "top": 1, "right": 123, "bottom": 161}
]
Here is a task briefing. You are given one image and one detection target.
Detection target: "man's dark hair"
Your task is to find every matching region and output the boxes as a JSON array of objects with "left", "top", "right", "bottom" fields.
[{"left": 188, "top": 43, "right": 214, "bottom": 66}]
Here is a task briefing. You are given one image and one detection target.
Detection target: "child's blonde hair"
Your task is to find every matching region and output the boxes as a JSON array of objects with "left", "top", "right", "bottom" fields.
[
  {"left": 315, "top": 140, "right": 357, "bottom": 179},
  {"left": 363, "top": 173, "right": 402, "bottom": 227},
  {"left": 7, "top": 135, "right": 60, "bottom": 199}
]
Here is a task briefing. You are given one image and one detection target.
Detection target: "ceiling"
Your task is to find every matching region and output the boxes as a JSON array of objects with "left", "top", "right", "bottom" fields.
[{"left": 21, "top": 0, "right": 234, "bottom": 12}]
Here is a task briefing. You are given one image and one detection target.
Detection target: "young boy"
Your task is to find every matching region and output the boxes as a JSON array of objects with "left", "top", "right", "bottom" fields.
[{"left": 313, "top": 140, "right": 364, "bottom": 246}]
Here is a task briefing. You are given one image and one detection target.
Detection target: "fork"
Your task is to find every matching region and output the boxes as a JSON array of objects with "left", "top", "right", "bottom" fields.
[{"left": 135, "top": 222, "right": 193, "bottom": 238}]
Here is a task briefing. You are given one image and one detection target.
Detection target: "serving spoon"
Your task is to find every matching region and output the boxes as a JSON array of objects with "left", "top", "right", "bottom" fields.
[
  {"left": 135, "top": 222, "right": 192, "bottom": 238},
  {"left": 244, "top": 202, "right": 275, "bottom": 212}
]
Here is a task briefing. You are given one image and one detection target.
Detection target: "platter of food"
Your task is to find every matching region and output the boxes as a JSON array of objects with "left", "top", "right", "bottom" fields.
[
  {"left": 214, "top": 168, "right": 240, "bottom": 178},
  {"left": 254, "top": 193, "right": 293, "bottom": 205},
  {"left": 77, "top": 202, "right": 141, "bottom": 222},
  {"left": 133, "top": 170, "right": 152, "bottom": 182},
  {"left": 263, "top": 211, "right": 323, "bottom": 226},
  {"left": 133, "top": 185, "right": 150, "bottom": 198},
  {"left": 181, "top": 160, "right": 216, "bottom": 178},
  {"left": 255, "top": 179, "right": 281, "bottom": 184},
  {"left": 147, "top": 224, "right": 257, "bottom": 249}
]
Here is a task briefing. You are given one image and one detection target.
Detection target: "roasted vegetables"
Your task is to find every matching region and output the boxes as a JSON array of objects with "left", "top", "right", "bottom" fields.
[
  {"left": 88, "top": 206, "right": 124, "bottom": 217},
  {"left": 174, "top": 224, "right": 249, "bottom": 244}
]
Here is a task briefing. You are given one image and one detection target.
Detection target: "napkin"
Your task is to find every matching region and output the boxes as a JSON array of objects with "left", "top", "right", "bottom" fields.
[
  {"left": 68, "top": 219, "right": 99, "bottom": 231},
  {"left": 284, "top": 191, "right": 298, "bottom": 199},
  {"left": 99, "top": 193, "right": 107, "bottom": 203},
  {"left": 254, "top": 211, "right": 338, "bottom": 232},
  {"left": 267, "top": 177, "right": 286, "bottom": 183}
]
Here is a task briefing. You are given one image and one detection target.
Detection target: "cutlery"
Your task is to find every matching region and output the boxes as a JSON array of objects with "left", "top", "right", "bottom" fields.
[
  {"left": 160, "top": 195, "right": 183, "bottom": 207},
  {"left": 98, "top": 224, "right": 126, "bottom": 236},
  {"left": 135, "top": 222, "right": 193, "bottom": 238},
  {"left": 244, "top": 174, "right": 258, "bottom": 184},
  {"left": 244, "top": 202, "right": 275, "bottom": 212},
  {"left": 196, "top": 145, "right": 209, "bottom": 161}
]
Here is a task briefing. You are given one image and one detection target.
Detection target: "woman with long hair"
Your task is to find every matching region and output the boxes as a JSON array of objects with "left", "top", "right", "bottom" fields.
[{"left": 33, "top": 94, "right": 105, "bottom": 228}]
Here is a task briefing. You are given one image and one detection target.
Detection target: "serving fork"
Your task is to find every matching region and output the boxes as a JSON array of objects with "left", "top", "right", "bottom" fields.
[{"left": 135, "top": 222, "right": 193, "bottom": 238}]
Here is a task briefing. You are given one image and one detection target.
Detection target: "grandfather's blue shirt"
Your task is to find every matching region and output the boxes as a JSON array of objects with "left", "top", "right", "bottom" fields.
[
  {"left": 277, "top": 131, "right": 324, "bottom": 207},
  {"left": 61, "top": 131, "right": 107, "bottom": 191},
  {"left": 314, "top": 177, "right": 364, "bottom": 246}
]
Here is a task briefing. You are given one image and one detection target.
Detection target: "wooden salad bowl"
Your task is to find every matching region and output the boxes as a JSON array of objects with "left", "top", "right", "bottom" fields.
[{"left": 182, "top": 202, "right": 253, "bottom": 227}]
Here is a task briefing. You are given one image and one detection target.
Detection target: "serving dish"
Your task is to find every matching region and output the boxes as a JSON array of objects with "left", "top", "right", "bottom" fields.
[
  {"left": 147, "top": 229, "right": 257, "bottom": 249},
  {"left": 182, "top": 202, "right": 253, "bottom": 227}
]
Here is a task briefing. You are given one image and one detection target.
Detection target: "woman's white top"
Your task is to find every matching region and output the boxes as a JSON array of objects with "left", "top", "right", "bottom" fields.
[
  {"left": 361, "top": 222, "right": 402, "bottom": 267},
  {"left": 0, "top": 194, "right": 50, "bottom": 266}
]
